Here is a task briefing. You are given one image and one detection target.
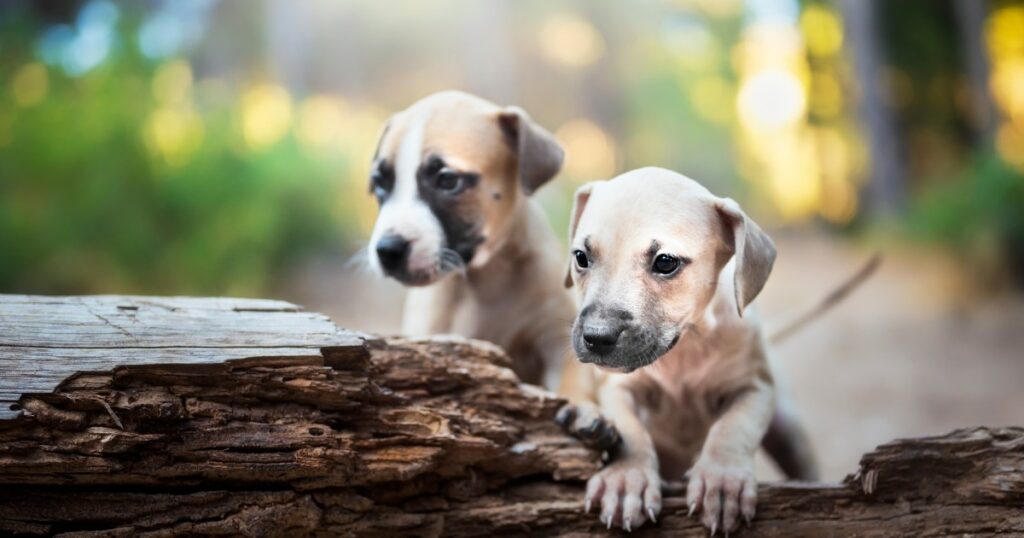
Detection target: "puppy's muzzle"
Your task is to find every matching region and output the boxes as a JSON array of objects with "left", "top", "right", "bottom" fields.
[
  {"left": 574, "top": 306, "right": 633, "bottom": 364},
  {"left": 573, "top": 304, "right": 677, "bottom": 372},
  {"left": 375, "top": 233, "right": 411, "bottom": 274},
  {"left": 581, "top": 322, "right": 624, "bottom": 356}
]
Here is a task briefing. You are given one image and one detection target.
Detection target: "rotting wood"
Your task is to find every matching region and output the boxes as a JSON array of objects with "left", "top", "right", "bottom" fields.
[{"left": 0, "top": 295, "right": 1022, "bottom": 537}]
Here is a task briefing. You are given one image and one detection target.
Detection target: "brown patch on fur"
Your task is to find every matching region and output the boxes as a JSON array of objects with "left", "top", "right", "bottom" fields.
[
  {"left": 376, "top": 92, "right": 521, "bottom": 266},
  {"left": 372, "top": 91, "right": 574, "bottom": 397}
]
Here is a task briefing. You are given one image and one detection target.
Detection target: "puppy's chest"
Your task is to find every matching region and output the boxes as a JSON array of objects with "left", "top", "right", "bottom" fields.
[
  {"left": 632, "top": 339, "right": 755, "bottom": 475},
  {"left": 636, "top": 382, "right": 715, "bottom": 472},
  {"left": 449, "top": 291, "right": 533, "bottom": 344},
  {"left": 448, "top": 291, "right": 567, "bottom": 386}
]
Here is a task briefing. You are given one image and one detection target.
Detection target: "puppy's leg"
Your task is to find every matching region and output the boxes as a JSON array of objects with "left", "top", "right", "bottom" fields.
[
  {"left": 537, "top": 325, "right": 570, "bottom": 392},
  {"left": 401, "top": 284, "right": 456, "bottom": 336},
  {"left": 555, "top": 353, "right": 620, "bottom": 451},
  {"left": 687, "top": 376, "right": 774, "bottom": 535},
  {"left": 762, "top": 400, "right": 819, "bottom": 481},
  {"left": 584, "top": 379, "right": 661, "bottom": 531}
]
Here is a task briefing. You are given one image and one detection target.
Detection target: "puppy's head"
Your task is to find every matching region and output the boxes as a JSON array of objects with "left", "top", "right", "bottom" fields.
[
  {"left": 565, "top": 167, "right": 776, "bottom": 373},
  {"left": 367, "top": 91, "right": 563, "bottom": 286}
]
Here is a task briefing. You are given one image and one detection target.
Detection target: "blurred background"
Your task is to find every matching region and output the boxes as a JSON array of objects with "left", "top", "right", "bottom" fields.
[{"left": 1, "top": 0, "right": 1023, "bottom": 481}]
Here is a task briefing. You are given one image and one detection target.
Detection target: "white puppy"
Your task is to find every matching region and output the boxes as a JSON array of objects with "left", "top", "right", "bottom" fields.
[{"left": 559, "top": 167, "right": 818, "bottom": 533}]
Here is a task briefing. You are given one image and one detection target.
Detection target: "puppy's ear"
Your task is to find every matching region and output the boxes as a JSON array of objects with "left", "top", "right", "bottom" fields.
[
  {"left": 498, "top": 107, "right": 565, "bottom": 195},
  {"left": 565, "top": 182, "right": 597, "bottom": 288},
  {"left": 715, "top": 198, "right": 776, "bottom": 316},
  {"left": 371, "top": 116, "right": 392, "bottom": 162},
  {"left": 367, "top": 117, "right": 393, "bottom": 194}
]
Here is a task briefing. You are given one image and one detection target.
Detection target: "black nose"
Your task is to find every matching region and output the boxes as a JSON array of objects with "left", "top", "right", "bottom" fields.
[
  {"left": 376, "top": 234, "right": 410, "bottom": 272},
  {"left": 582, "top": 324, "right": 623, "bottom": 355}
]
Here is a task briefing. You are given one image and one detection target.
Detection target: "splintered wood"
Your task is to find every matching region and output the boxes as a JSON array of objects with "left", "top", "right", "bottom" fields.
[{"left": 0, "top": 295, "right": 1022, "bottom": 536}]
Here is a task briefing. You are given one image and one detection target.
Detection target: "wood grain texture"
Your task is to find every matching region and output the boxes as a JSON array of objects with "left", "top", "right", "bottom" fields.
[
  {"left": 0, "top": 295, "right": 362, "bottom": 418},
  {"left": 1, "top": 295, "right": 1022, "bottom": 536}
]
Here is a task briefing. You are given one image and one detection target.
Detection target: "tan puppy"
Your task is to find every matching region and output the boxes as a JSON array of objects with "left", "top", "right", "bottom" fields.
[
  {"left": 559, "top": 167, "right": 817, "bottom": 533},
  {"left": 367, "top": 91, "right": 574, "bottom": 390}
]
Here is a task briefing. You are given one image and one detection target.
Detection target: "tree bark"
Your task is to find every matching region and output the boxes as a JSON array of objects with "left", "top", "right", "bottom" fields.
[
  {"left": 841, "top": 0, "right": 908, "bottom": 216},
  {"left": 1, "top": 295, "right": 1022, "bottom": 536},
  {"left": 953, "top": 0, "right": 997, "bottom": 145}
]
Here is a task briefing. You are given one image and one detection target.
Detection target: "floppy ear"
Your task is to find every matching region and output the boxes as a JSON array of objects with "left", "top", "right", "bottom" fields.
[
  {"left": 368, "top": 117, "right": 393, "bottom": 194},
  {"left": 715, "top": 198, "right": 776, "bottom": 316},
  {"left": 565, "top": 182, "right": 597, "bottom": 288},
  {"left": 371, "top": 116, "right": 392, "bottom": 161},
  {"left": 498, "top": 106, "right": 565, "bottom": 195}
]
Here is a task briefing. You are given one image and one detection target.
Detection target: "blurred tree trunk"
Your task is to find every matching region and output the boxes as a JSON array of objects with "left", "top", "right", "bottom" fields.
[
  {"left": 462, "top": 0, "right": 518, "bottom": 104},
  {"left": 953, "top": 0, "right": 997, "bottom": 145},
  {"left": 841, "top": 0, "right": 908, "bottom": 216},
  {"left": 265, "top": 0, "right": 313, "bottom": 95}
]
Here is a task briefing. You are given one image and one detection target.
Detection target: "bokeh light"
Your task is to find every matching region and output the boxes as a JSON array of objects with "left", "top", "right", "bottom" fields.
[
  {"left": 143, "top": 107, "right": 204, "bottom": 167},
  {"left": 800, "top": 5, "right": 843, "bottom": 58},
  {"left": 555, "top": 119, "right": 618, "bottom": 180},
  {"left": 241, "top": 84, "right": 293, "bottom": 150},
  {"left": 11, "top": 63, "right": 49, "bottom": 107},
  {"left": 986, "top": 5, "right": 1024, "bottom": 171},
  {"left": 690, "top": 76, "right": 735, "bottom": 124},
  {"left": 296, "top": 95, "right": 347, "bottom": 153},
  {"left": 737, "top": 70, "right": 807, "bottom": 132},
  {"left": 809, "top": 73, "right": 843, "bottom": 118},
  {"left": 996, "top": 123, "right": 1024, "bottom": 170},
  {"left": 990, "top": 59, "right": 1024, "bottom": 123},
  {"left": 538, "top": 14, "right": 605, "bottom": 68},
  {"left": 152, "top": 60, "right": 193, "bottom": 106}
]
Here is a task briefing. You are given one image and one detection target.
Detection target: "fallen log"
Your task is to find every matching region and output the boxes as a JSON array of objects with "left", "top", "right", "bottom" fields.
[{"left": 0, "top": 295, "right": 1022, "bottom": 537}]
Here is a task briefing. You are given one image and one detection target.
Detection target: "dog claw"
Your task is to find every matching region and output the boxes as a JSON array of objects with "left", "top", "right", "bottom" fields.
[
  {"left": 647, "top": 507, "right": 657, "bottom": 524},
  {"left": 624, "top": 518, "right": 632, "bottom": 532},
  {"left": 606, "top": 517, "right": 613, "bottom": 530},
  {"left": 584, "top": 499, "right": 591, "bottom": 514},
  {"left": 688, "top": 502, "right": 697, "bottom": 517},
  {"left": 554, "top": 404, "right": 576, "bottom": 428},
  {"left": 711, "top": 522, "right": 718, "bottom": 536}
]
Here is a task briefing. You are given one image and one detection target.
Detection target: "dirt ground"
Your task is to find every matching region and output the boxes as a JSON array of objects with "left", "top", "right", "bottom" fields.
[{"left": 281, "top": 232, "right": 1024, "bottom": 482}]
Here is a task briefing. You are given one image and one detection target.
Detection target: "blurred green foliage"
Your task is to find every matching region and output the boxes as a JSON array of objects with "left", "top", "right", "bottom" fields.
[
  {"left": 909, "top": 150, "right": 1024, "bottom": 285},
  {"left": 0, "top": 22, "right": 353, "bottom": 296}
]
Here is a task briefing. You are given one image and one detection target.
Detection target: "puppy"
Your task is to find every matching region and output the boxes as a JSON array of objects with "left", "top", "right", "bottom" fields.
[
  {"left": 559, "top": 167, "right": 818, "bottom": 533},
  {"left": 367, "top": 91, "right": 574, "bottom": 390}
]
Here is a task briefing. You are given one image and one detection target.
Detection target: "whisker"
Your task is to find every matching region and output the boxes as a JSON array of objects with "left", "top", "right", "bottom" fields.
[
  {"left": 344, "top": 245, "right": 374, "bottom": 274},
  {"left": 344, "top": 241, "right": 397, "bottom": 283},
  {"left": 551, "top": 316, "right": 578, "bottom": 330},
  {"left": 437, "top": 248, "right": 467, "bottom": 277},
  {"left": 345, "top": 255, "right": 366, "bottom": 270}
]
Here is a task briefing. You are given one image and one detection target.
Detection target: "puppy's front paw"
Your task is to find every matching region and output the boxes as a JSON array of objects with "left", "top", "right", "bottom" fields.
[
  {"left": 686, "top": 456, "right": 757, "bottom": 535},
  {"left": 555, "top": 402, "right": 621, "bottom": 451},
  {"left": 584, "top": 459, "right": 662, "bottom": 531}
]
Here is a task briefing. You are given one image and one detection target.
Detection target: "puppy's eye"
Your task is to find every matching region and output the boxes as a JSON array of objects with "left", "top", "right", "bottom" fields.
[
  {"left": 370, "top": 165, "right": 394, "bottom": 200},
  {"left": 652, "top": 254, "right": 681, "bottom": 275},
  {"left": 436, "top": 170, "right": 462, "bottom": 192},
  {"left": 573, "top": 249, "right": 590, "bottom": 269}
]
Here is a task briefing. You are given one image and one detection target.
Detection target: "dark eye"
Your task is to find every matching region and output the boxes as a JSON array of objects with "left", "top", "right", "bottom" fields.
[
  {"left": 436, "top": 170, "right": 462, "bottom": 192},
  {"left": 652, "top": 254, "right": 681, "bottom": 275},
  {"left": 573, "top": 249, "right": 589, "bottom": 269},
  {"left": 370, "top": 165, "right": 393, "bottom": 200}
]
